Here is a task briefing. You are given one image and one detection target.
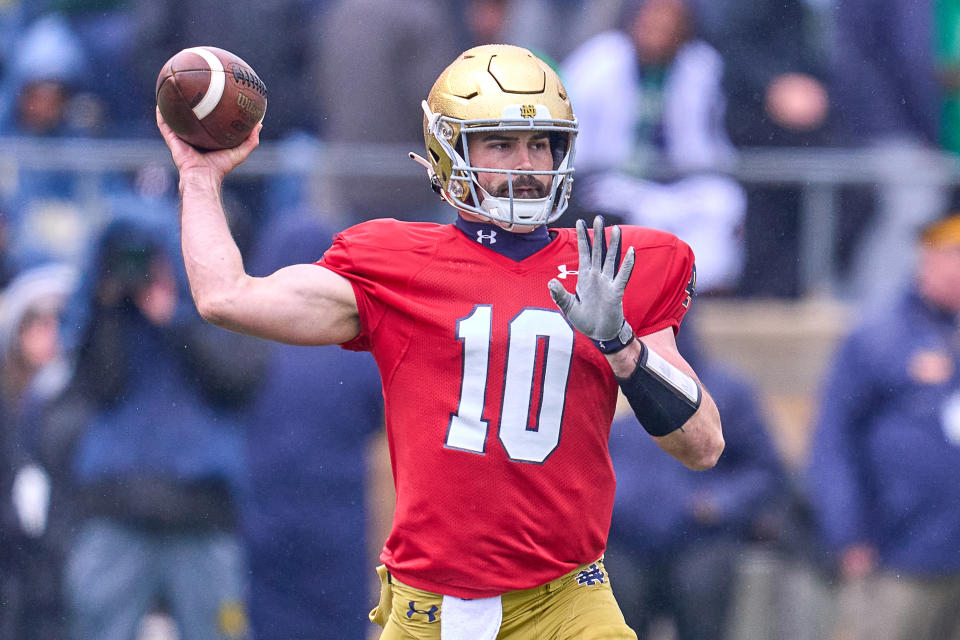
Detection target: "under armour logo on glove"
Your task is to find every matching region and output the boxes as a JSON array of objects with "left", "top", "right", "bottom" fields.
[
  {"left": 407, "top": 601, "right": 439, "bottom": 623},
  {"left": 576, "top": 564, "right": 606, "bottom": 586},
  {"left": 476, "top": 229, "right": 497, "bottom": 244}
]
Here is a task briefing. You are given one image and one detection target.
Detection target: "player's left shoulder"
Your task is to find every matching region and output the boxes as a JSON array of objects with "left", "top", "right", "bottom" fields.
[
  {"left": 619, "top": 226, "right": 694, "bottom": 269},
  {"left": 618, "top": 225, "right": 687, "bottom": 252},
  {"left": 619, "top": 225, "right": 695, "bottom": 303}
]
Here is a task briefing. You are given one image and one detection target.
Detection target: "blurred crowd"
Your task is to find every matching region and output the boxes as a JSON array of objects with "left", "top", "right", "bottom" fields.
[{"left": 2, "top": 0, "right": 960, "bottom": 639}]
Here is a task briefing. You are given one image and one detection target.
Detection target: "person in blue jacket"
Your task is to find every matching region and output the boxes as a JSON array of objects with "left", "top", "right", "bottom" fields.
[
  {"left": 240, "top": 210, "right": 385, "bottom": 640},
  {"left": 606, "top": 309, "right": 787, "bottom": 639},
  {"left": 48, "top": 212, "right": 268, "bottom": 640},
  {"left": 807, "top": 212, "right": 960, "bottom": 640}
]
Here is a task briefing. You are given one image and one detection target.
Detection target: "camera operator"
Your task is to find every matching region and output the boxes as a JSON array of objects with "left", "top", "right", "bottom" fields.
[{"left": 38, "top": 214, "right": 267, "bottom": 640}]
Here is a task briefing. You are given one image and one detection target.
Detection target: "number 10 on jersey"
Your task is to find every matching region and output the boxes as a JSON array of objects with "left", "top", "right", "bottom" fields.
[{"left": 445, "top": 305, "right": 575, "bottom": 464}]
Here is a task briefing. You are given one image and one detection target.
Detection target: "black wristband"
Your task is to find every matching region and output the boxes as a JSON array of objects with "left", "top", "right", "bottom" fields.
[
  {"left": 616, "top": 341, "right": 701, "bottom": 437},
  {"left": 591, "top": 320, "right": 635, "bottom": 354}
]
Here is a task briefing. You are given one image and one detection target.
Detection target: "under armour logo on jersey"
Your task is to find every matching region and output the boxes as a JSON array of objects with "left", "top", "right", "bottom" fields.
[
  {"left": 557, "top": 264, "right": 578, "bottom": 279},
  {"left": 476, "top": 229, "right": 497, "bottom": 244},
  {"left": 577, "top": 564, "right": 606, "bottom": 586},
  {"left": 406, "top": 601, "right": 439, "bottom": 623}
]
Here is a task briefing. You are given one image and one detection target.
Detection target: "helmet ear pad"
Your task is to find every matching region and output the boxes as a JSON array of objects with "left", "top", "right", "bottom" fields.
[
  {"left": 549, "top": 131, "right": 569, "bottom": 170},
  {"left": 451, "top": 136, "right": 481, "bottom": 207}
]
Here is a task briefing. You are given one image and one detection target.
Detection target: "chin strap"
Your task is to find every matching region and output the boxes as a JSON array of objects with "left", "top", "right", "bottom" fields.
[
  {"left": 408, "top": 152, "right": 443, "bottom": 195},
  {"left": 480, "top": 193, "right": 550, "bottom": 227},
  {"left": 408, "top": 151, "right": 432, "bottom": 173}
]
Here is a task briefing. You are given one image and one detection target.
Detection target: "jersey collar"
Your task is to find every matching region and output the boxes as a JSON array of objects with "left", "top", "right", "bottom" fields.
[{"left": 454, "top": 216, "right": 553, "bottom": 262}]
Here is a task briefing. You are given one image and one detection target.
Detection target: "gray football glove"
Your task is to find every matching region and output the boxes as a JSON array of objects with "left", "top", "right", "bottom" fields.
[{"left": 548, "top": 216, "right": 636, "bottom": 353}]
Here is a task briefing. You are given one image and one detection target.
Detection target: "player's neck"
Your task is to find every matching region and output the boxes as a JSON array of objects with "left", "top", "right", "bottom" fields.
[{"left": 454, "top": 216, "right": 552, "bottom": 261}]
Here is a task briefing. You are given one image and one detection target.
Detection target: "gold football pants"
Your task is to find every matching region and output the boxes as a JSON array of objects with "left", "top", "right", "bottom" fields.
[{"left": 370, "top": 558, "right": 637, "bottom": 640}]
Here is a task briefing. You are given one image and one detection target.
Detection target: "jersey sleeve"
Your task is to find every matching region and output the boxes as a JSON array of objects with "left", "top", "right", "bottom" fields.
[
  {"left": 316, "top": 231, "right": 385, "bottom": 352},
  {"left": 623, "top": 232, "right": 696, "bottom": 337},
  {"left": 316, "top": 219, "right": 438, "bottom": 352}
]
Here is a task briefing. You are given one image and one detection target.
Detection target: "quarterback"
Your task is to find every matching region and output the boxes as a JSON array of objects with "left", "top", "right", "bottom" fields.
[{"left": 158, "top": 45, "right": 723, "bottom": 640}]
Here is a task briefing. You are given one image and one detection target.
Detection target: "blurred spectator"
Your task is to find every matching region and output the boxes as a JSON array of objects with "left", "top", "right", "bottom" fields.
[
  {"left": 458, "top": 0, "right": 510, "bottom": 47},
  {"left": 606, "top": 309, "right": 787, "bottom": 638},
  {"left": 561, "top": 0, "right": 746, "bottom": 294},
  {"left": 0, "top": 13, "right": 135, "bottom": 271},
  {"left": 0, "top": 13, "right": 104, "bottom": 137},
  {"left": 501, "top": 0, "right": 622, "bottom": 63},
  {"left": 690, "top": 0, "right": 831, "bottom": 298},
  {"left": 807, "top": 212, "right": 960, "bottom": 640},
  {"left": 0, "top": 263, "right": 76, "bottom": 640},
  {"left": 38, "top": 214, "right": 268, "bottom": 640},
  {"left": 832, "top": 0, "right": 951, "bottom": 311},
  {"left": 689, "top": 0, "right": 830, "bottom": 147},
  {"left": 310, "top": 0, "right": 460, "bottom": 225},
  {"left": 241, "top": 210, "right": 384, "bottom": 640},
  {"left": 40, "top": 0, "right": 144, "bottom": 137},
  {"left": 832, "top": 0, "right": 939, "bottom": 147},
  {"left": 0, "top": 264, "right": 76, "bottom": 419},
  {"left": 564, "top": 0, "right": 735, "bottom": 174}
]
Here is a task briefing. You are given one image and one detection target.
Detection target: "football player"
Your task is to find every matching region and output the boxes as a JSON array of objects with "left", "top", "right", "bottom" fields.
[{"left": 157, "top": 44, "right": 723, "bottom": 640}]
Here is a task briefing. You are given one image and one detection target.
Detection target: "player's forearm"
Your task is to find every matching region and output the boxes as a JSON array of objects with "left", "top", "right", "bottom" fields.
[
  {"left": 178, "top": 169, "right": 248, "bottom": 326},
  {"left": 652, "top": 389, "right": 724, "bottom": 470},
  {"left": 608, "top": 338, "right": 724, "bottom": 470}
]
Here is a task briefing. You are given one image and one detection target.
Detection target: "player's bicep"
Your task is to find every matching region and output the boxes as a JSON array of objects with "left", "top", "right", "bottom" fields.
[{"left": 220, "top": 263, "right": 360, "bottom": 346}]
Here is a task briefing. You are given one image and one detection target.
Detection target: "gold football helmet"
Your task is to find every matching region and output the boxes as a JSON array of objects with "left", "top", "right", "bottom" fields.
[{"left": 410, "top": 44, "right": 577, "bottom": 228}]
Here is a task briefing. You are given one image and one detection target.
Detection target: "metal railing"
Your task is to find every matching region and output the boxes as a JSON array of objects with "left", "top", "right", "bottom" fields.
[{"left": 4, "top": 136, "right": 958, "bottom": 296}]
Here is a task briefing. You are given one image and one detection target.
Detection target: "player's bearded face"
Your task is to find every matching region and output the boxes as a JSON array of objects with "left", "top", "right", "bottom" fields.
[{"left": 469, "top": 131, "right": 554, "bottom": 200}]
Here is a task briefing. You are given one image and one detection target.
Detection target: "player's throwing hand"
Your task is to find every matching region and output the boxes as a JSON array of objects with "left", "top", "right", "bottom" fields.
[
  {"left": 156, "top": 107, "right": 261, "bottom": 181},
  {"left": 548, "top": 216, "right": 636, "bottom": 352}
]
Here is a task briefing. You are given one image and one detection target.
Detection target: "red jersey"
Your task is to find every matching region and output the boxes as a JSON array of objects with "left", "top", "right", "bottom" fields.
[{"left": 319, "top": 219, "right": 695, "bottom": 598}]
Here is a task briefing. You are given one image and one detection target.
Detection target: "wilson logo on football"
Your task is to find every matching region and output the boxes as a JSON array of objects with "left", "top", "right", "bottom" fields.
[{"left": 236, "top": 93, "right": 265, "bottom": 120}]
